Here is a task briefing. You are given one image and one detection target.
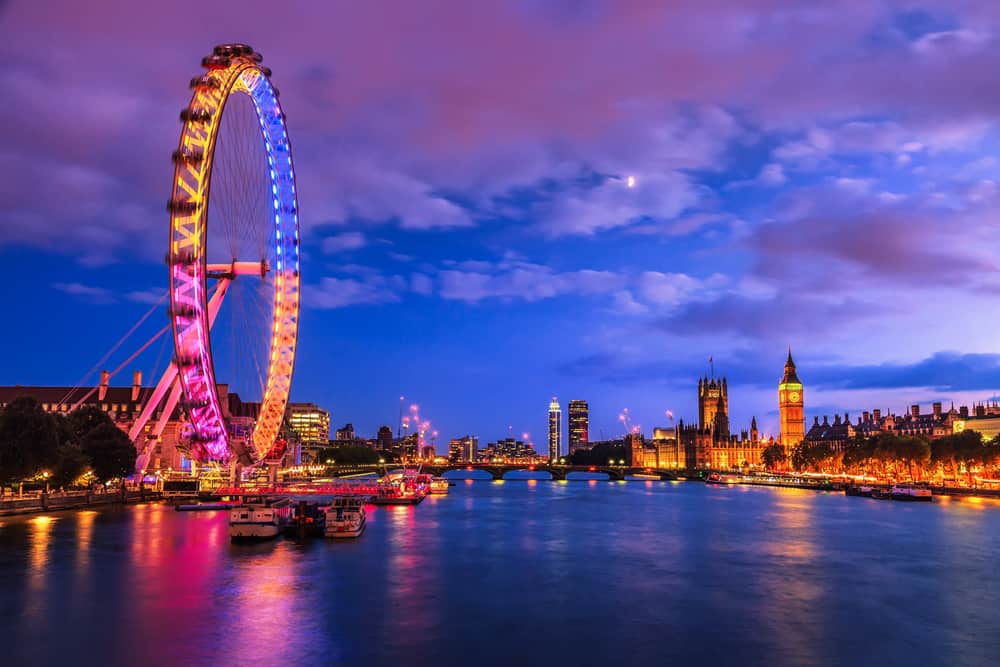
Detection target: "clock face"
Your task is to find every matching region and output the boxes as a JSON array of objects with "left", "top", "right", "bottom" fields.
[{"left": 789, "top": 391, "right": 800, "bottom": 403}]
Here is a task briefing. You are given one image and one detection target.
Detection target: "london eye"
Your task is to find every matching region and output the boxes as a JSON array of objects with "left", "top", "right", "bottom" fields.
[{"left": 165, "top": 44, "right": 300, "bottom": 467}]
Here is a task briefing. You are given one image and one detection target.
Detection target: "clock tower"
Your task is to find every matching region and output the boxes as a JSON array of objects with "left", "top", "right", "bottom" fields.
[{"left": 778, "top": 349, "right": 805, "bottom": 447}]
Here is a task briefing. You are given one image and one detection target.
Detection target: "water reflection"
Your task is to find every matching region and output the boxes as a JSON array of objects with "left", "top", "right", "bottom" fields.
[
  {"left": 2, "top": 486, "right": 1000, "bottom": 666},
  {"left": 26, "top": 516, "right": 55, "bottom": 604}
]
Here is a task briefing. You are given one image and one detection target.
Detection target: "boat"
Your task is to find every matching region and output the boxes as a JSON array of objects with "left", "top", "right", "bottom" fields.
[
  {"left": 705, "top": 472, "right": 739, "bottom": 485},
  {"left": 369, "top": 470, "right": 428, "bottom": 505},
  {"left": 844, "top": 485, "right": 876, "bottom": 498},
  {"left": 870, "top": 483, "right": 933, "bottom": 502},
  {"left": 282, "top": 500, "right": 327, "bottom": 538},
  {"left": 429, "top": 477, "right": 450, "bottom": 495},
  {"left": 890, "top": 482, "right": 933, "bottom": 502},
  {"left": 229, "top": 497, "right": 294, "bottom": 540},
  {"left": 324, "top": 497, "right": 366, "bottom": 538}
]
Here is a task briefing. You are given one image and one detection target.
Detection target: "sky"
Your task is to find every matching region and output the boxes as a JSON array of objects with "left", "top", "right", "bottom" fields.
[{"left": 2, "top": 0, "right": 1000, "bottom": 450}]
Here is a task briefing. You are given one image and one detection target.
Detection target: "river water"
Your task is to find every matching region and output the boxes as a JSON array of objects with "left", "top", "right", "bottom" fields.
[{"left": 1, "top": 477, "right": 998, "bottom": 667}]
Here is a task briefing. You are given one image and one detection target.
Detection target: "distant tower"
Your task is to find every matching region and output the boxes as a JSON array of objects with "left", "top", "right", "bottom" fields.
[
  {"left": 548, "top": 397, "right": 562, "bottom": 461},
  {"left": 698, "top": 375, "right": 730, "bottom": 440},
  {"left": 568, "top": 400, "right": 589, "bottom": 454},
  {"left": 778, "top": 349, "right": 805, "bottom": 447}
]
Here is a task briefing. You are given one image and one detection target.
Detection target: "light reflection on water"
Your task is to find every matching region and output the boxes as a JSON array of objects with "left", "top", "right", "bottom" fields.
[{"left": 1, "top": 483, "right": 999, "bottom": 666}]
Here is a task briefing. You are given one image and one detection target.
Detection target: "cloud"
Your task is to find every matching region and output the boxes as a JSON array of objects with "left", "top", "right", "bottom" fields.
[
  {"left": 321, "top": 231, "right": 366, "bottom": 253},
  {"left": 538, "top": 171, "right": 700, "bottom": 237},
  {"left": 410, "top": 273, "right": 433, "bottom": 296},
  {"left": 757, "top": 163, "right": 787, "bottom": 187},
  {"left": 439, "top": 260, "right": 624, "bottom": 303},
  {"left": 654, "top": 292, "right": 882, "bottom": 339},
  {"left": 635, "top": 271, "right": 726, "bottom": 306},
  {"left": 750, "top": 187, "right": 1000, "bottom": 292},
  {"left": 307, "top": 276, "right": 401, "bottom": 309},
  {"left": 125, "top": 288, "right": 167, "bottom": 305},
  {"left": 810, "top": 352, "right": 1000, "bottom": 392},
  {"left": 52, "top": 282, "right": 115, "bottom": 304}
]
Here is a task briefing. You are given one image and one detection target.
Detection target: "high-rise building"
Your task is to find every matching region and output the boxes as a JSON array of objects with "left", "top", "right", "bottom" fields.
[
  {"left": 286, "top": 402, "right": 331, "bottom": 447},
  {"left": 568, "top": 400, "right": 589, "bottom": 454},
  {"left": 448, "top": 435, "right": 478, "bottom": 462},
  {"left": 778, "top": 349, "right": 805, "bottom": 447},
  {"left": 376, "top": 425, "right": 393, "bottom": 451},
  {"left": 548, "top": 397, "right": 562, "bottom": 461},
  {"left": 448, "top": 438, "right": 464, "bottom": 462}
]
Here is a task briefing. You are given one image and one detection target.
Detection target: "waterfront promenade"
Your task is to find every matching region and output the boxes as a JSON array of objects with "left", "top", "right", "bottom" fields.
[{"left": 0, "top": 488, "right": 158, "bottom": 517}]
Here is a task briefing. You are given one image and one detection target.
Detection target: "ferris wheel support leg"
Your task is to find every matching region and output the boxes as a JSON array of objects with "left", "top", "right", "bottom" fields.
[
  {"left": 130, "top": 363, "right": 180, "bottom": 474},
  {"left": 130, "top": 280, "right": 232, "bottom": 475}
]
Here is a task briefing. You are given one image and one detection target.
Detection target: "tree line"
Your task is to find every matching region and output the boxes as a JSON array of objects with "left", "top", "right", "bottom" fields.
[
  {"left": 760, "top": 430, "right": 1000, "bottom": 482},
  {"left": 0, "top": 397, "right": 137, "bottom": 492}
]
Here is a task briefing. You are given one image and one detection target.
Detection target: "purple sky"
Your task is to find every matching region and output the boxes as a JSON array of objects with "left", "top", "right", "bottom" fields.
[{"left": 2, "top": 1, "right": 1000, "bottom": 448}]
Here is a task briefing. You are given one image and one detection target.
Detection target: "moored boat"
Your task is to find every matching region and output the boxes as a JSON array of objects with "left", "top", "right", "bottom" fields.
[
  {"left": 429, "top": 477, "right": 450, "bottom": 495},
  {"left": 324, "top": 497, "right": 366, "bottom": 538},
  {"left": 283, "top": 500, "right": 327, "bottom": 538},
  {"left": 705, "top": 472, "right": 739, "bottom": 485},
  {"left": 370, "top": 470, "right": 428, "bottom": 505},
  {"left": 229, "top": 497, "right": 294, "bottom": 540},
  {"left": 890, "top": 482, "right": 933, "bottom": 502},
  {"left": 845, "top": 485, "right": 876, "bottom": 498}
]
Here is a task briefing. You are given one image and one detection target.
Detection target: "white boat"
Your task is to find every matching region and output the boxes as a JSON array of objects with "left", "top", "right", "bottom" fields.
[
  {"left": 324, "top": 497, "right": 366, "bottom": 538},
  {"left": 229, "top": 497, "right": 294, "bottom": 540},
  {"left": 429, "top": 477, "right": 450, "bottom": 495},
  {"left": 890, "top": 483, "right": 933, "bottom": 502}
]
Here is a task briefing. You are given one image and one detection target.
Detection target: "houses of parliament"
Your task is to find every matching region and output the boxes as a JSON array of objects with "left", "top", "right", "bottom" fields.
[{"left": 630, "top": 351, "right": 805, "bottom": 469}]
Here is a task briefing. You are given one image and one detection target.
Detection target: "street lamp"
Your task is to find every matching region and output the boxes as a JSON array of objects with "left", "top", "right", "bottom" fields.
[{"left": 42, "top": 471, "right": 50, "bottom": 494}]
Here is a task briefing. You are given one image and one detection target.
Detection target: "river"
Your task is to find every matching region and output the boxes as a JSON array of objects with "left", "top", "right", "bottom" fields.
[{"left": 1, "top": 477, "right": 998, "bottom": 666}]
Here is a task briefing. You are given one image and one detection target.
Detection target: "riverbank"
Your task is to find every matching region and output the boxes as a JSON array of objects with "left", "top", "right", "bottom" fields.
[
  {"left": 708, "top": 474, "right": 1000, "bottom": 499},
  {"left": 0, "top": 489, "right": 161, "bottom": 517}
]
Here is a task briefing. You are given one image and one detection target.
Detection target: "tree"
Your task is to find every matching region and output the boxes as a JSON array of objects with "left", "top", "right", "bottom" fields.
[
  {"left": 66, "top": 405, "right": 116, "bottom": 441},
  {"left": 315, "top": 445, "right": 381, "bottom": 465},
  {"left": 49, "top": 414, "right": 90, "bottom": 488},
  {"left": 80, "top": 423, "right": 136, "bottom": 482},
  {"left": 568, "top": 442, "right": 627, "bottom": 466},
  {"left": 0, "top": 396, "right": 60, "bottom": 488},
  {"left": 761, "top": 443, "right": 786, "bottom": 471}
]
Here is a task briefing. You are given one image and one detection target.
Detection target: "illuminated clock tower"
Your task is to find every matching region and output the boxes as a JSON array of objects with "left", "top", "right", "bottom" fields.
[{"left": 778, "top": 349, "right": 805, "bottom": 447}]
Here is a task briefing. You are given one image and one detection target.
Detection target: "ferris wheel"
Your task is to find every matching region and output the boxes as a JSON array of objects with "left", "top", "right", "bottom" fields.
[{"left": 128, "top": 44, "right": 300, "bottom": 471}]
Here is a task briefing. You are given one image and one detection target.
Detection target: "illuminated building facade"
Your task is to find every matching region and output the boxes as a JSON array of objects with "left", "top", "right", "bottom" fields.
[
  {"left": 778, "top": 350, "right": 805, "bottom": 448},
  {"left": 699, "top": 375, "right": 730, "bottom": 439},
  {"left": 548, "top": 397, "right": 562, "bottom": 461},
  {"left": 286, "top": 402, "right": 330, "bottom": 447},
  {"left": 448, "top": 435, "right": 478, "bottom": 462},
  {"left": 568, "top": 399, "right": 589, "bottom": 454}
]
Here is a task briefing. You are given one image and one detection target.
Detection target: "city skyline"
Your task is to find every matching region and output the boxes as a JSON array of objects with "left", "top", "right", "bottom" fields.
[{"left": 3, "top": 2, "right": 1000, "bottom": 444}]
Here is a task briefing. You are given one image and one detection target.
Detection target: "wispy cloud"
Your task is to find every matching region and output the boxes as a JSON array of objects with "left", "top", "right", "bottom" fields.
[
  {"left": 52, "top": 282, "right": 115, "bottom": 304},
  {"left": 321, "top": 231, "right": 367, "bottom": 253}
]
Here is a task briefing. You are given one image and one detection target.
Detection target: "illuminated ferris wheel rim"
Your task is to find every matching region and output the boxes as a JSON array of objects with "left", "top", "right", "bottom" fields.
[{"left": 167, "top": 43, "right": 300, "bottom": 464}]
